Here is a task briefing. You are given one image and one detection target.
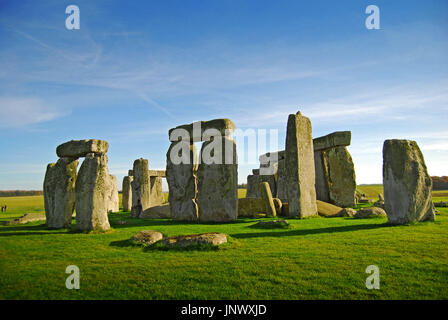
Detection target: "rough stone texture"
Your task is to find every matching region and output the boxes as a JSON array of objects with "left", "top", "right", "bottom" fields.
[
  {"left": 276, "top": 159, "right": 287, "bottom": 202},
  {"left": 43, "top": 157, "right": 78, "bottom": 229},
  {"left": 252, "top": 169, "right": 260, "bottom": 175},
  {"left": 339, "top": 208, "right": 357, "bottom": 217},
  {"left": 169, "top": 119, "right": 235, "bottom": 142},
  {"left": 197, "top": 137, "right": 238, "bottom": 222},
  {"left": 5, "top": 212, "right": 46, "bottom": 225},
  {"left": 140, "top": 203, "right": 171, "bottom": 219},
  {"left": 259, "top": 182, "right": 276, "bottom": 217},
  {"left": 166, "top": 142, "right": 198, "bottom": 221},
  {"left": 326, "top": 147, "right": 356, "bottom": 207},
  {"left": 131, "top": 230, "right": 163, "bottom": 246},
  {"left": 128, "top": 170, "right": 134, "bottom": 176},
  {"left": 259, "top": 151, "right": 285, "bottom": 166},
  {"left": 316, "top": 200, "right": 343, "bottom": 217},
  {"left": 56, "top": 139, "right": 109, "bottom": 158},
  {"left": 238, "top": 198, "right": 267, "bottom": 217},
  {"left": 149, "top": 176, "right": 164, "bottom": 207},
  {"left": 246, "top": 174, "right": 276, "bottom": 198},
  {"left": 148, "top": 170, "right": 166, "bottom": 177},
  {"left": 314, "top": 150, "right": 330, "bottom": 203},
  {"left": 355, "top": 207, "right": 387, "bottom": 219},
  {"left": 273, "top": 198, "right": 282, "bottom": 216},
  {"left": 313, "top": 131, "right": 351, "bottom": 152},
  {"left": 251, "top": 220, "right": 289, "bottom": 228},
  {"left": 122, "top": 176, "right": 133, "bottom": 212},
  {"left": 131, "top": 158, "right": 151, "bottom": 218},
  {"left": 281, "top": 203, "right": 289, "bottom": 216},
  {"left": 106, "top": 174, "right": 119, "bottom": 213},
  {"left": 285, "top": 112, "right": 318, "bottom": 218},
  {"left": 383, "top": 139, "right": 435, "bottom": 224},
  {"left": 159, "top": 232, "right": 227, "bottom": 247},
  {"left": 75, "top": 153, "right": 111, "bottom": 231}
]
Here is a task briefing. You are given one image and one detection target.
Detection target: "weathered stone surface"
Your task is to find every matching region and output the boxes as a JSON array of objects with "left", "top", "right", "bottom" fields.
[
  {"left": 131, "top": 230, "right": 163, "bottom": 245},
  {"left": 128, "top": 170, "right": 134, "bottom": 176},
  {"left": 314, "top": 150, "right": 330, "bottom": 203},
  {"left": 149, "top": 176, "right": 164, "bottom": 207},
  {"left": 166, "top": 142, "right": 198, "bottom": 221},
  {"left": 281, "top": 202, "right": 289, "bottom": 216},
  {"left": 259, "top": 151, "right": 285, "bottom": 166},
  {"left": 246, "top": 174, "right": 276, "bottom": 198},
  {"left": 56, "top": 139, "right": 109, "bottom": 158},
  {"left": 339, "top": 208, "right": 357, "bottom": 217},
  {"left": 276, "top": 159, "right": 287, "bottom": 202},
  {"left": 383, "top": 139, "right": 435, "bottom": 224},
  {"left": 259, "top": 182, "right": 276, "bottom": 217},
  {"left": 169, "top": 119, "right": 235, "bottom": 142},
  {"left": 131, "top": 158, "right": 151, "bottom": 218},
  {"left": 326, "top": 147, "right": 356, "bottom": 207},
  {"left": 44, "top": 157, "right": 78, "bottom": 229},
  {"left": 197, "top": 137, "right": 238, "bottom": 222},
  {"left": 159, "top": 232, "right": 227, "bottom": 247},
  {"left": 285, "top": 112, "right": 318, "bottom": 218},
  {"left": 273, "top": 198, "right": 282, "bottom": 216},
  {"left": 252, "top": 169, "right": 260, "bottom": 175},
  {"left": 140, "top": 203, "right": 171, "bottom": 219},
  {"left": 5, "top": 212, "right": 46, "bottom": 225},
  {"left": 313, "top": 131, "right": 351, "bottom": 152},
  {"left": 75, "top": 153, "right": 111, "bottom": 231},
  {"left": 355, "top": 207, "right": 387, "bottom": 219},
  {"left": 251, "top": 220, "right": 289, "bottom": 228},
  {"left": 106, "top": 174, "right": 119, "bottom": 213},
  {"left": 238, "top": 198, "right": 267, "bottom": 217},
  {"left": 316, "top": 200, "right": 343, "bottom": 217},
  {"left": 148, "top": 170, "right": 166, "bottom": 177},
  {"left": 122, "top": 176, "right": 133, "bottom": 212}
]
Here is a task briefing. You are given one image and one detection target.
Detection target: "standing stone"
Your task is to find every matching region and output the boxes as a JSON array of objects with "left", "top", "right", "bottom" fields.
[
  {"left": 122, "top": 176, "right": 133, "bottom": 212},
  {"left": 259, "top": 182, "right": 276, "bottom": 217},
  {"left": 246, "top": 174, "right": 277, "bottom": 198},
  {"left": 75, "top": 153, "right": 111, "bottom": 231},
  {"left": 131, "top": 158, "right": 151, "bottom": 218},
  {"left": 106, "top": 174, "right": 119, "bottom": 213},
  {"left": 43, "top": 158, "right": 78, "bottom": 229},
  {"left": 314, "top": 150, "right": 330, "bottom": 203},
  {"left": 276, "top": 159, "right": 288, "bottom": 202},
  {"left": 197, "top": 136, "right": 238, "bottom": 222},
  {"left": 326, "top": 147, "right": 356, "bottom": 207},
  {"left": 285, "top": 112, "right": 318, "bottom": 218},
  {"left": 383, "top": 139, "right": 435, "bottom": 224},
  {"left": 149, "top": 176, "right": 164, "bottom": 207},
  {"left": 166, "top": 142, "right": 198, "bottom": 221}
]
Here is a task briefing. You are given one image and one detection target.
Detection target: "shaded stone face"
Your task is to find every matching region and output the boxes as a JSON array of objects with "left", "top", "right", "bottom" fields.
[
  {"left": 149, "top": 176, "right": 164, "bottom": 207},
  {"left": 56, "top": 139, "right": 109, "bottom": 158},
  {"left": 383, "top": 139, "right": 435, "bottom": 224},
  {"left": 313, "top": 131, "right": 351, "bottom": 152},
  {"left": 285, "top": 113, "right": 318, "bottom": 218},
  {"left": 131, "top": 158, "right": 151, "bottom": 218},
  {"left": 168, "top": 118, "right": 235, "bottom": 142},
  {"left": 75, "top": 153, "right": 111, "bottom": 232},
  {"left": 314, "top": 150, "right": 330, "bottom": 203},
  {"left": 238, "top": 198, "right": 267, "bottom": 217},
  {"left": 166, "top": 142, "right": 198, "bottom": 221},
  {"left": 43, "top": 157, "right": 78, "bottom": 229},
  {"left": 122, "top": 176, "right": 133, "bottom": 212},
  {"left": 106, "top": 174, "right": 119, "bottom": 213},
  {"left": 326, "top": 147, "right": 356, "bottom": 207},
  {"left": 197, "top": 137, "right": 238, "bottom": 222},
  {"left": 276, "top": 159, "right": 287, "bottom": 202},
  {"left": 246, "top": 174, "right": 277, "bottom": 198}
]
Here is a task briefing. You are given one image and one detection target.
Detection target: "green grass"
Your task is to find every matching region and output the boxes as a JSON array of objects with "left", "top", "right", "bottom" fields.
[{"left": 0, "top": 190, "right": 447, "bottom": 300}]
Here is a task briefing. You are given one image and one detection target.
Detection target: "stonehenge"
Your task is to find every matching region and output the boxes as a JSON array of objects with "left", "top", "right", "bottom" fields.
[
  {"left": 166, "top": 118, "right": 238, "bottom": 222},
  {"left": 383, "top": 139, "right": 435, "bottom": 224},
  {"left": 122, "top": 175, "right": 133, "bottom": 212},
  {"left": 43, "top": 139, "right": 115, "bottom": 231}
]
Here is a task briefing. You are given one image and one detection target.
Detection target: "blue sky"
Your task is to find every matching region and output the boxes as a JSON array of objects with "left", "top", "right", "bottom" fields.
[{"left": 0, "top": 0, "right": 447, "bottom": 190}]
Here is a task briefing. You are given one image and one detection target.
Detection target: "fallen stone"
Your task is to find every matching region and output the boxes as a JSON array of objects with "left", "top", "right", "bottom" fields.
[
  {"left": 339, "top": 208, "right": 357, "bottom": 217},
  {"left": 56, "top": 139, "right": 109, "bottom": 158},
  {"left": 75, "top": 153, "right": 111, "bottom": 232},
  {"left": 354, "top": 207, "right": 387, "bottom": 219},
  {"left": 313, "top": 131, "right": 351, "bottom": 152},
  {"left": 285, "top": 112, "right": 318, "bottom": 218},
  {"left": 131, "top": 230, "right": 163, "bottom": 246},
  {"left": 383, "top": 139, "right": 435, "bottom": 224},
  {"left": 5, "top": 213, "right": 46, "bottom": 225},
  {"left": 259, "top": 182, "right": 276, "bottom": 217},
  {"left": 159, "top": 232, "right": 227, "bottom": 248},
  {"left": 251, "top": 220, "right": 289, "bottom": 228},
  {"left": 140, "top": 203, "right": 171, "bottom": 219},
  {"left": 238, "top": 198, "right": 267, "bottom": 217},
  {"left": 44, "top": 157, "right": 78, "bottom": 229},
  {"left": 316, "top": 200, "right": 343, "bottom": 217}
]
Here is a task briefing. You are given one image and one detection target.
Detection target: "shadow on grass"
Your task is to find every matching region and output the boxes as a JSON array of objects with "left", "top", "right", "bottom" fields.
[{"left": 231, "top": 222, "right": 390, "bottom": 239}]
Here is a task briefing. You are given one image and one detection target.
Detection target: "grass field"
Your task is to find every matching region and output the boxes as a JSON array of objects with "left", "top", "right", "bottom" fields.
[{"left": 0, "top": 186, "right": 447, "bottom": 300}]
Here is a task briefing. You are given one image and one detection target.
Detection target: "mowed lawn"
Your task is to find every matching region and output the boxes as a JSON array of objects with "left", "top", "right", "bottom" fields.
[{"left": 0, "top": 188, "right": 447, "bottom": 300}]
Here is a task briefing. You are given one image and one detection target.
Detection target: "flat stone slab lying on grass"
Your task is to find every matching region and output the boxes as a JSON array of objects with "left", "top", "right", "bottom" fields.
[
  {"left": 5, "top": 213, "right": 46, "bottom": 225},
  {"left": 140, "top": 203, "right": 171, "bottom": 219},
  {"left": 339, "top": 208, "right": 357, "bottom": 217},
  {"left": 354, "top": 207, "right": 387, "bottom": 219},
  {"left": 251, "top": 220, "right": 290, "bottom": 228},
  {"left": 131, "top": 230, "right": 163, "bottom": 245},
  {"left": 159, "top": 232, "right": 227, "bottom": 248}
]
